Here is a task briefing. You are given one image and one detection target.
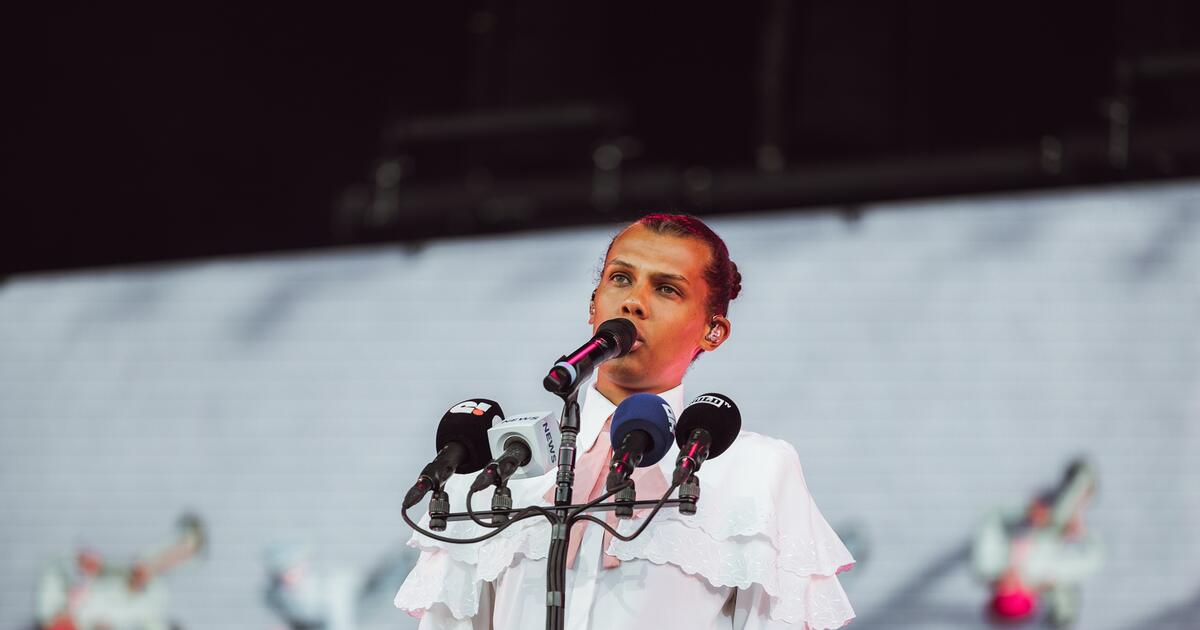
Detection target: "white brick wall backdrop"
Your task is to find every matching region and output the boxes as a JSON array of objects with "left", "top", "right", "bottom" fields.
[{"left": 2, "top": 181, "right": 1198, "bottom": 629}]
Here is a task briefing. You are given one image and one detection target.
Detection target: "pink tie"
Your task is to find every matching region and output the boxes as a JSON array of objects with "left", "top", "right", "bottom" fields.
[{"left": 544, "top": 416, "right": 670, "bottom": 569}]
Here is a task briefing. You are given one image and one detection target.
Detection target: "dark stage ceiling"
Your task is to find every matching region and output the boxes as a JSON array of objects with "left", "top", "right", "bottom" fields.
[{"left": 7, "top": 1, "right": 1200, "bottom": 274}]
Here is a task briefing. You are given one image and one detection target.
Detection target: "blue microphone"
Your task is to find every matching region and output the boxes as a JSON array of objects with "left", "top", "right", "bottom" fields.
[{"left": 605, "top": 393, "right": 677, "bottom": 491}]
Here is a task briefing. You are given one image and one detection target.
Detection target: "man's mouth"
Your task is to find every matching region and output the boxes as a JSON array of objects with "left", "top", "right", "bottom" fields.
[{"left": 630, "top": 335, "right": 645, "bottom": 352}]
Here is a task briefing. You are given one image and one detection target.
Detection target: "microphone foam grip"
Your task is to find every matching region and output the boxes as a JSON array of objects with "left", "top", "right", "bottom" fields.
[
  {"left": 597, "top": 318, "right": 638, "bottom": 358},
  {"left": 610, "top": 393, "right": 676, "bottom": 466},
  {"left": 436, "top": 399, "right": 505, "bottom": 473},
  {"left": 674, "top": 393, "right": 741, "bottom": 459}
]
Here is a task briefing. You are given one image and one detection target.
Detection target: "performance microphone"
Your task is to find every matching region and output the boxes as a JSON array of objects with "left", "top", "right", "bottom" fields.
[
  {"left": 402, "top": 399, "right": 504, "bottom": 509},
  {"left": 470, "top": 411, "right": 561, "bottom": 491},
  {"left": 605, "top": 393, "right": 677, "bottom": 492},
  {"left": 543, "top": 318, "right": 638, "bottom": 394},
  {"left": 672, "top": 393, "right": 741, "bottom": 485}
]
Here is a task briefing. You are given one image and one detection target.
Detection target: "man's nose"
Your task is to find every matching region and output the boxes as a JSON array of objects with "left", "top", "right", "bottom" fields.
[{"left": 621, "top": 293, "right": 647, "bottom": 319}]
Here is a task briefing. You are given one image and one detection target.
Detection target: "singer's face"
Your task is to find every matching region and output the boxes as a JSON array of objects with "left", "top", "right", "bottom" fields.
[{"left": 591, "top": 224, "right": 717, "bottom": 400}]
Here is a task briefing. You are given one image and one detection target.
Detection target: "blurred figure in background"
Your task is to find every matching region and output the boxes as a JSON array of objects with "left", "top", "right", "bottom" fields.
[
  {"left": 972, "top": 459, "right": 1103, "bottom": 627},
  {"left": 35, "top": 514, "right": 206, "bottom": 630},
  {"left": 264, "top": 543, "right": 417, "bottom": 630}
]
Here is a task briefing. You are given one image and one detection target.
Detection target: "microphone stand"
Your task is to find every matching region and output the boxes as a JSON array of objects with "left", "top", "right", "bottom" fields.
[
  {"left": 403, "top": 485, "right": 694, "bottom": 630},
  {"left": 400, "top": 380, "right": 698, "bottom": 630},
  {"left": 553, "top": 386, "right": 582, "bottom": 507},
  {"left": 545, "top": 386, "right": 580, "bottom": 629}
]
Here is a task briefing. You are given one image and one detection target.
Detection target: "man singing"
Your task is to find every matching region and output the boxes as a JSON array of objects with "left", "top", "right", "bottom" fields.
[{"left": 396, "top": 214, "right": 855, "bottom": 629}]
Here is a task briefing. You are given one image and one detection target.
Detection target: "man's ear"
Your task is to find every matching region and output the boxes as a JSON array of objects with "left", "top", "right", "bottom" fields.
[
  {"left": 588, "top": 290, "right": 597, "bottom": 325},
  {"left": 699, "top": 315, "right": 731, "bottom": 352}
]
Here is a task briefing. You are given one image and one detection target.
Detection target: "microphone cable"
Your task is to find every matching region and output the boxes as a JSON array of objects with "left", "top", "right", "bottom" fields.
[
  {"left": 570, "top": 481, "right": 681, "bottom": 543},
  {"left": 402, "top": 479, "right": 685, "bottom": 630},
  {"left": 401, "top": 499, "right": 554, "bottom": 546}
]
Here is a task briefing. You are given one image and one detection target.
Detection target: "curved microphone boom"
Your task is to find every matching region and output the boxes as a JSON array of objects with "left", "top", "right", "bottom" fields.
[
  {"left": 605, "top": 393, "right": 677, "bottom": 491},
  {"left": 402, "top": 399, "right": 504, "bottom": 509},
  {"left": 543, "top": 318, "right": 637, "bottom": 395},
  {"left": 672, "top": 393, "right": 741, "bottom": 484}
]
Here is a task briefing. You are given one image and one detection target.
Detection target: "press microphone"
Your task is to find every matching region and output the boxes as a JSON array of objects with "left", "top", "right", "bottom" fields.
[
  {"left": 543, "top": 318, "right": 638, "bottom": 395},
  {"left": 470, "top": 411, "right": 561, "bottom": 491},
  {"left": 672, "top": 393, "right": 741, "bottom": 485},
  {"left": 402, "top": 399, "right": 504, "bottom": 509},
  {"left": 605, "top": 393, "right": 677, "bottom": 491}
]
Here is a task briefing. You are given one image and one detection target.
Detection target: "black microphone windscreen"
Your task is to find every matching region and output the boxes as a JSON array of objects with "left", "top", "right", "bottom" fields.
[
  {"left": 435, "top": 399, "right": 505, "bottom": 473},
  {"left": 675, "top": 393, "right": 741, "bottom": 459},
  {"left": 597, "top": 318, "right": 637, "bottom": 358}
]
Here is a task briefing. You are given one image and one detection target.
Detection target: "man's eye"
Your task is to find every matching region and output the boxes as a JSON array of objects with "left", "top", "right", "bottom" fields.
[
  {"left": 658, "top": 285, "right": 680, "bottom": 296},
  {"left": 610, "top": 273, "right": 631, "bottom": 285}
]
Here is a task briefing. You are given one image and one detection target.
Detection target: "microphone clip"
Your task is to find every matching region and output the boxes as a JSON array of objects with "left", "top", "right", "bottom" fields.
[
  {"left": 614, "top": 480, "right": 636, "bottom": 519},
  {"left": 428, "top": 489, "right": 450, "bottom": 532},
  {"left": 677, "top": 474, "right": 700, "bottom": 516},
  {"left": 489, "top": 485, "right": 512, "bottom": 525}
]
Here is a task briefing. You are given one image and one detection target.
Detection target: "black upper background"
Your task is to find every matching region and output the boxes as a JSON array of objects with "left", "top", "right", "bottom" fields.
[{"left": 7, "top": 1, "right": 1199, "bottom": 274}]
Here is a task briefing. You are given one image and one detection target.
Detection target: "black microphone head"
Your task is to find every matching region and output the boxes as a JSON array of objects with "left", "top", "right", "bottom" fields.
[
  {"left": 675, "top": 393, "right": 741, "bottom": 459},
  {"left": 435, "top": 399, "right": 504, "bottom": 473},
  {"left": 597, "top": 318, "right": 638, "bottom": 358}
]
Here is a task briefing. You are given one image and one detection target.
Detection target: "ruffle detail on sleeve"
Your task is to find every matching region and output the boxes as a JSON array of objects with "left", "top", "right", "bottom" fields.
[
  {"left": 394, "top": 548, "right": 483, "bottom": 620},
  {"left": 394, "top": 474, "right": 554, "bottom": 619},
  {"left": 606, "top": 432, "right": 856, "bottom": 627}
]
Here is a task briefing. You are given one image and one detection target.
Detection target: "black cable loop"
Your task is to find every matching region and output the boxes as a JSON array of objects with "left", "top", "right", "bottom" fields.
[
  {"left": 567, "top": 480, "right": 633, "bottom": 520},
  {"left": 401, "top": 500, "right": 553, "bottom": 545},
  {"left": 568, "top": 482, "right": 681, "bottom": 542},
  {"left": 402, "top": 476, "right": 680, "bottom": 630},
  {"left": 464, "top": 485, "right": 555, "bottom": 529}
]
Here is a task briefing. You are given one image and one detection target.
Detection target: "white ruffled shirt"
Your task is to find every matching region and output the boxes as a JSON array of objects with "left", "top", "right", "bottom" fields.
[{"left": 396, "top": 382, "right": 855, "bottom": 629}]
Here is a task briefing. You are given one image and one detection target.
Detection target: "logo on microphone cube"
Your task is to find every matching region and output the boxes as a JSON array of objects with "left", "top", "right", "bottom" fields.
[
  {"left": 663, "top": 404, "right": 676, "bottom": 433},
  {"left": 450, "top": 401, "right": 493, "bottom": 416}
]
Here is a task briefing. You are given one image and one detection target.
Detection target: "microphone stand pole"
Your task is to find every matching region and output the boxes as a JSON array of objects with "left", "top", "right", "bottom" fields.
[
  {"left": 553, "top": 387, "right": 582, "bottom": 506},
  {"left": 546, "top": 385, "right": 581, "bottom": 630}
]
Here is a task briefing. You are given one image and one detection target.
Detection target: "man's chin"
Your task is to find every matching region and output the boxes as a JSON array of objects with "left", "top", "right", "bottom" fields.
[{"left": 600, "top": 356, "right": 654, "bottom": 387}]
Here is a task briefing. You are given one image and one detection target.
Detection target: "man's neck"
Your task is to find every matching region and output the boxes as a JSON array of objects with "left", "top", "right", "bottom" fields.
[{"left": 595, "top": 374, "right": 681, "bottom": 407}]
